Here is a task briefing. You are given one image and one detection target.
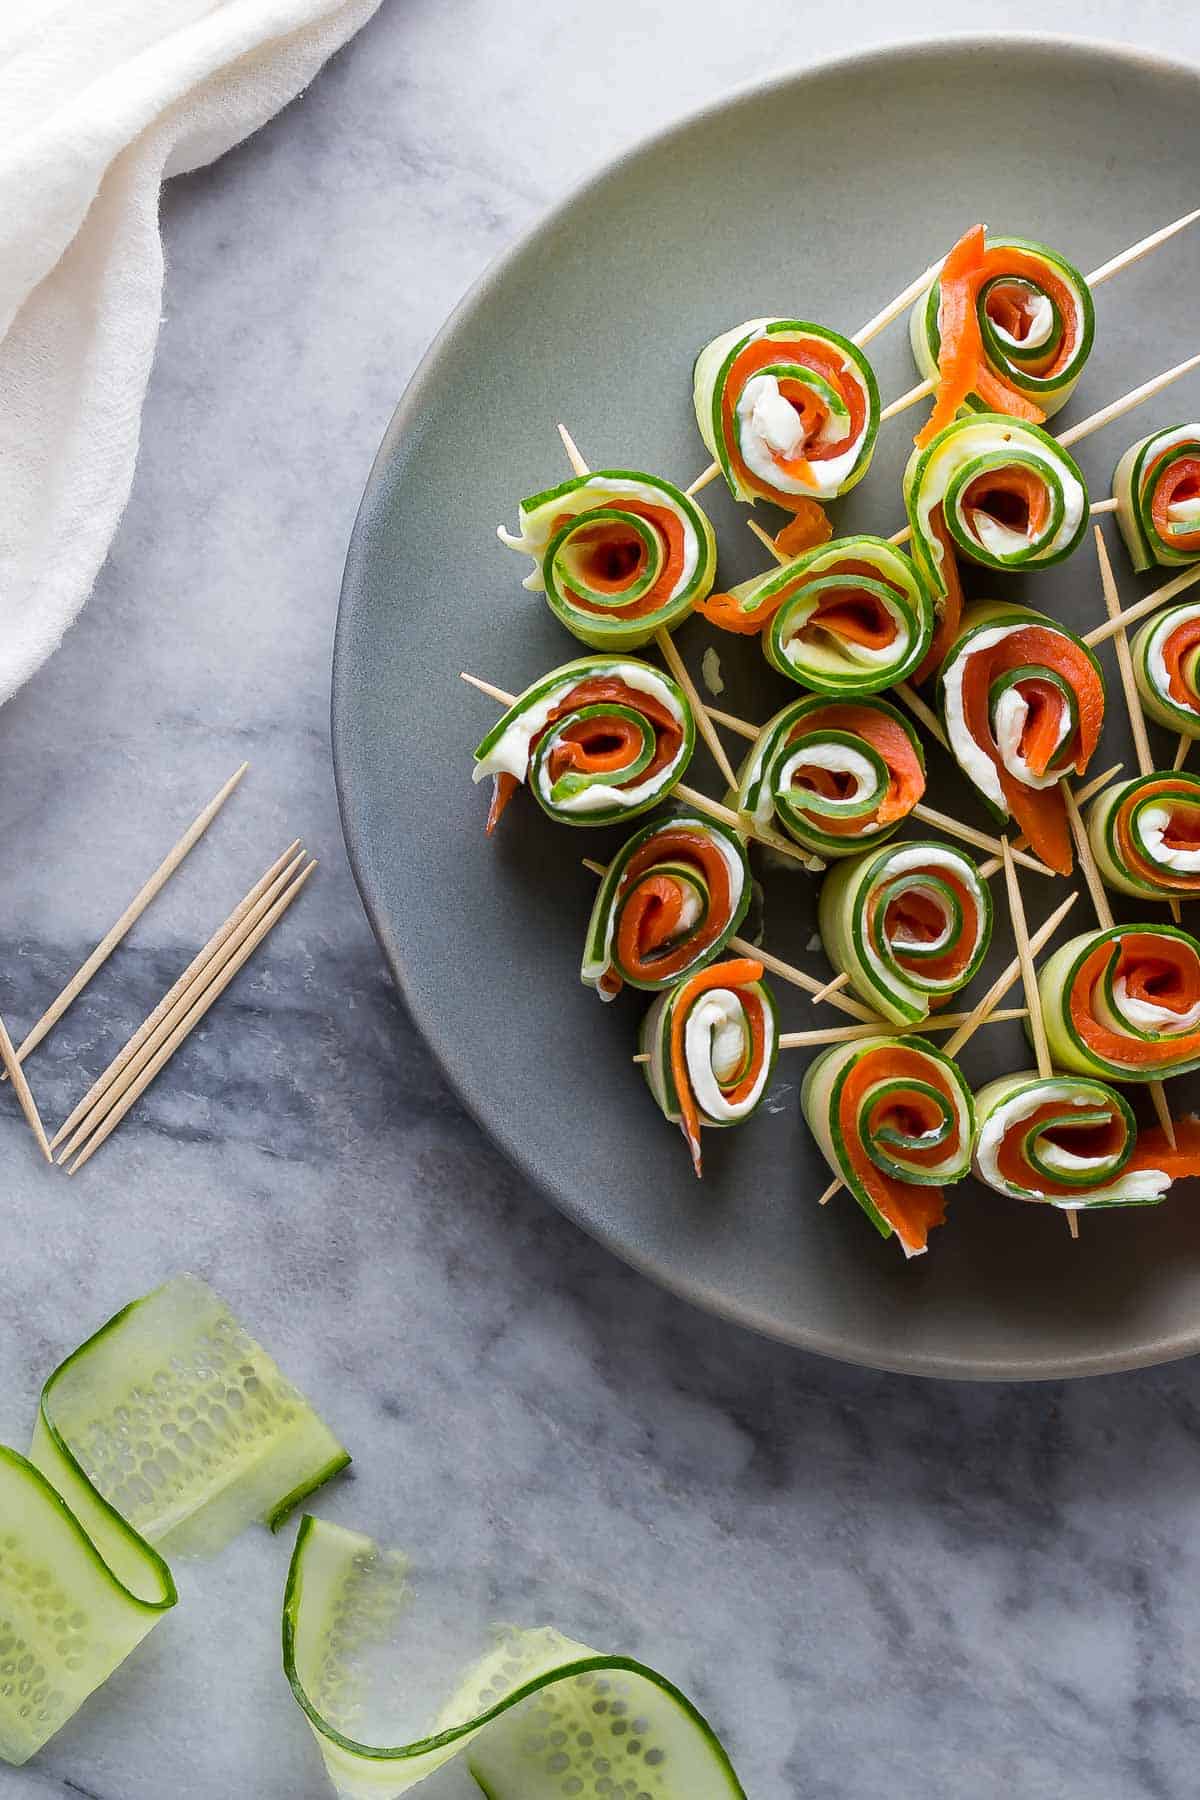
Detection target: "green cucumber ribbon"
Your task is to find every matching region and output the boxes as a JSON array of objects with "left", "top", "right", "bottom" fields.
[
  {"left": 800, "top": 1034, "right": 974, "bottom": 1255},
  {"left": 639, "top": 962, "right": 778, "bottom": 1175},
  {"left": 283, "top": 1515, "right": 746, "bottom": 1799},
  {"left": 904, "top": 415, "right": 1088, "bottom": 597},
  {"left": 735, "top": 693, "right": 924, "bottom": 859},
  {"left": 1114, "top": 425, "right": 1200, "bottom": 571},
  {"left": 0, "top": 1274, "right": 347, "bottom": 1766},
  {"left": 692, "top": 318, "right": 879, "bottom": 507},
  {"left": 498, "top": 470, "right": 718, "bottom": 650},
  {"left": 473, "top": 656, "right": 695, "bottom": 829},
  {"left": 581, "top": 811, "right": 751, "bottom": 999},
  {"left": 1134, "top": 601, "right": 1200, "bottom": 737},
  {"left": 972, "top": 1073, "right": 1167, "bottom": 1206},
  {"left": 909, "top": 236, "right": 1094, "bottom": 419},
  {"left": 717, "top": 535, "right": 933, "bottom": 695},
  {"left": 1087, "top": 771, "right": 1200, "bottom": 900},
  {"left": 1036, "top": 924, "right": 1200, "bottom": 1081},
  {"left": 817, "top": 840, "right": 991, "bottom": 1025},
  {"left": 937, "top": 601, "right": 1103, "bottom": 822}
]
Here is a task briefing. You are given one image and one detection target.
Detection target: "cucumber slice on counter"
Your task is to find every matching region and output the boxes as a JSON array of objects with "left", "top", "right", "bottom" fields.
[
  {"left": 283, "top": 1516, "right": 746, "bottom": 1800},
  {"left": 1, "top": 1273, "right": 348, "bottom": 1766}
]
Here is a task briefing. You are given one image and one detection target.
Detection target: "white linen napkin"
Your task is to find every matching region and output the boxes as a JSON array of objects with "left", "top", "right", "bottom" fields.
[{"left": 0, "top": 0, "right": 381, "bottom": 708}]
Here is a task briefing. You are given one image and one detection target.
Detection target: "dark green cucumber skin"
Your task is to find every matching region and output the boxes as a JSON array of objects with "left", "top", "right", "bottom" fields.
[
  {"left": 282, "top": 1515, "right": 747, "bottom": 1795},
  {"left": 711, "top": 321, "right": 880, "bottom": 500}
]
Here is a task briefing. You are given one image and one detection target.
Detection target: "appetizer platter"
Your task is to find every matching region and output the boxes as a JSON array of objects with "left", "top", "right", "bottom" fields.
[{"left": 334, "top": 39, "right": 1200, "bottom": 1377}]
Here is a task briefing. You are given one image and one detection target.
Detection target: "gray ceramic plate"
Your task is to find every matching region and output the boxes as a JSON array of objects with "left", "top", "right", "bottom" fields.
[{"left": 334, "top": 36, "right": 1200, "bottom": 1380}]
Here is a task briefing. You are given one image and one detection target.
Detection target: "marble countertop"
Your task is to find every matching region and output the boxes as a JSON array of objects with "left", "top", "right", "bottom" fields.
[{"left": 4, "top": 6, "right": 1200, "bottom": 1797}]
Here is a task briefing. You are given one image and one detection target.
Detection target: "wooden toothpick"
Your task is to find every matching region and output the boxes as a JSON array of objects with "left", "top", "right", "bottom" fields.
[
  {"left": 53, "top": 846, "right": 308, "bottom": 1161},
  {"left": 1058, "top": 351, "right": 1200, "bottom": 449},
  {"left": 635, "top": 1005, "right": 1027, "bottom": 1064},
  {"left": 65, "top": 860, "right": 317, "bottom": 1175},
  {"left": 3, "top": 764, "right": 248, "bottom": 1079},
  {"left": 685, "top": 462, "right": 723, "bottom": 498},
  {"left": 1001, "top": 838, "right": 1078, "bottom": 1237},
  {"left": 1094, "top": 525, "right": 1183, "bottom": 923},
  {"left": 1084, "top": 560, "right": 1200, "bottom": 646},
  {"left": 809, "top": 970, "right": 850, "bottom": 1007},
  {"left": 942, "top": 890, "right": 1080, "bottom": 1058},
  {"left": 0, "top": 1011, "right": 52, "bottom": 1163}
]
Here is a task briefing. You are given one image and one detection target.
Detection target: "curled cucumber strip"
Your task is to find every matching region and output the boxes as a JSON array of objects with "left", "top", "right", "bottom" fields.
[
  {"left": 743, "top": 535, "right": 933, "bottom": 695},
  {"left": 801, "top": 1035, "right": 974, "bottom": 1257},
  {"left": 283, "top": 1516, "right": 746, "bottom": 1800},
  {"left": 474, "top": 656, "right": 694, "bottom": 831},
  {"left": 817, "top": 840, "right": 991, "bottom": 1026},
  {"left": 640, "top": 960, "right": 778, "bottom": 1176},
  {"left": 0, "top": 1273, "right": 348, "bottom": 1767},
  {"left": 735, "top": 693, "right": 924, "bottom": 860},
  {"left": 972, "top": 1073, "right": 1168, "bottom": 1206},
  {"left": 909, "top": 235, "right": 1094, "bottom": 420},
  {"left": 498, "top": 470, "right": 718, "bottom": 650},
  {"left": 1133, "top": 603, "right": 1200, "bottom": 740},
  {"left": 1114, "top": 426, "right": 1200, "bottom": 571},
  {"left": 692, "top": 318, "right": 879, "bottom": 508},
  {"left": 904, "top": 415, "right": 1088, "bottom": 598},
  {"left": 1037, "top": 924, "right": 1200, "bottom": 1082},
  {"left": 1087, "top": 771, "right": 1200, "bottom": 900},
  {"left": 581, "top": 811, "right": 751, "bottom": 1000}
]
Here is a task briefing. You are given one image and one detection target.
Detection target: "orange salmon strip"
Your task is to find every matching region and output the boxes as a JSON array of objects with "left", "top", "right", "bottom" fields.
[
  {"left": 610, "top": 828, "right": 734, "bottom": 993},
  {"left": 1070, "top": 932, "right": 1200, "bottom": 1068},
  {"left": 838, "top": 1043, "right": 955, "bottom": 1253},
  {"left": 959, "top": 624, "right": 1103, "bottom": 874},
  {"left": 669, "top": 958, "right": 766, "bottom": 1177},
  {"left": 916, "top": 226, "right": 1075, "bottom": 448}
]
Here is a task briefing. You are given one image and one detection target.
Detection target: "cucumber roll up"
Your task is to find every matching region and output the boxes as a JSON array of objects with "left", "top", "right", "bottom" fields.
[
  {"left": 640, "top": 959, "right": 778, "bottom": 1176},
  {"left": 582, "top": 812, "right": 751, "bottom": 1000},
  {"left": 692, "top": 318, "right": 879, "bottom": 508},
  {"left": 818, "top": 841, "right": 991, "bottom": 1026},
  {"left": 801, "top": 1035, "right": 974, "bottom": 1257},
  {"left": 474, "top": 656, "right": 694, "bottom": 833},
  {"left": 1114, "top": 425, "right": 1200, "bottom": 571},
  {"left": 498, "top": 469, "right": 717, "bottom": 649},
  {"left": 735, "top": 694, "right": 924, "bottom": 861},
  {"left": 1037, "top": 924, "right": 1200, "bottom": 1082}
]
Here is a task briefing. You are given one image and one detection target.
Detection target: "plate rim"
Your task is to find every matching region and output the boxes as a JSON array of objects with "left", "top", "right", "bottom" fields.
[{"left": 333, "top": 31, "right": 1200, "bottom": 1381}]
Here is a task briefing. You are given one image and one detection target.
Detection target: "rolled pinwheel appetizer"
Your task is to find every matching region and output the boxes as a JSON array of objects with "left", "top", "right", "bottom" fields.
[
  {"left": 692, "top": 318, "right": 879, "bottom": 509},
  {"left": 582, "top": 811, "right": 752, "bottom": 1000},
  {"left": 702, "top": 536, "right": 933, "bottom": 692},
  {"left": 938, "top": 601, "right": 1105, "bottom": 875},
  {"left": 904, "top": 415, "right": 1089, "bottom": 678},
  {"left": 801, "top": 1035, "right": 974, "bottom": 1257},
  {"left": 817, "top": 841, "right": 992, "bottom": 1026},
  {"left": 474, "top": 656, "right": 694, "bottom": 833},
  {"left": 735, "top": 694, "right": 925, "bottom": 860},
  {"left": 1087, "top": 771, "right": 1200, "bottom": 899},
  {"left": 640, "top": 958, "right": 778, "bottom": 1177},
  {"left": 973, "top": 1074, "right": 1200, "bottom": 1208},
  {"left": 1114, "top": 425, "right": 1200, "bottom": 570},
  {"left": 1037, "top": 923, "right": 1200, "bottom": 1082},
  {"left": 910, "top": 226, "right": 1095, "bottom": 434},
  {"left": 1133, "top": 602, "right": 1200, "bottom": 740},
  {"left": 497, "top": 469, "right": 718, "bottom": 650}
]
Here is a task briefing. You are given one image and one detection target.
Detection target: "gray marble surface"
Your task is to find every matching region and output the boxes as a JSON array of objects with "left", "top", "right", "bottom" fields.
[{"left": 4, "top": 5, "right": 1200, "bottom": 1797}]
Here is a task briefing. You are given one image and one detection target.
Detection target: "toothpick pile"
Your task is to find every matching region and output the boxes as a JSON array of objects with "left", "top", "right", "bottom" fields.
[{"left": 1, "top": 768, "right": 316, "bottom": 1174}]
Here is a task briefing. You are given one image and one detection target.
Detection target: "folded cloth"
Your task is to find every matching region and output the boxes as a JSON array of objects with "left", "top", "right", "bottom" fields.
[{"left": 0, "top": 0, "right": 381, "bottom": 708}]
